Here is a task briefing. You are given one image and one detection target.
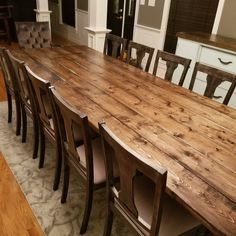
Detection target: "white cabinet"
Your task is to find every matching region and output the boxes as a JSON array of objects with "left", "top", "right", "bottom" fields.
[{"left": 175, "top": 36, "right": 236, "bottom": 108}]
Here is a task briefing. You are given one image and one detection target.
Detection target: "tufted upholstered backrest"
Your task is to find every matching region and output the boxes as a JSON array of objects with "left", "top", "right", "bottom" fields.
[{"left": 15, "top": 21, "right": 51, "bottom": 49}]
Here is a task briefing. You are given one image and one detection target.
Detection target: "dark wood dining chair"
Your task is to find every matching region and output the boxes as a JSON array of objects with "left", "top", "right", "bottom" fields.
[
  {"left": 103, "top": 33, "right": 128, "bottom": 60},
  {"left": 0, "top": 48, "right": 21, "bottom": 136},
  {"left": 189, "top": 62, "right": 236, "bottom": 105},
  {"left": 24, "top": 65, "right": 62, "bottom": 191},
  {"left": 0, "top": 5, "right": 13, "bottom": 44},
  {"left": 15, "top": 21, "right": 51, "bottom": 49},
  {"left": 6, "top": 51, "right": 40, "bottom": 160},
  {"left": 99, "top": 122, "right": 201, "bottom": 236},
  {"left": 50, "top": 87, "right": 108, "bottom": 234},
  {"left": 153, "top": 50, "right": 191, "bottom": 86},
  {"left": 127, "top": 41, "right": 154, "bottom": 72}
]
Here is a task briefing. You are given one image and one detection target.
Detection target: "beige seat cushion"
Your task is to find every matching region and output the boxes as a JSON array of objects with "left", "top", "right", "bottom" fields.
[
  {"left": 77, "top": 138, "right": 106, "bottom": 184},
  {"left": 133, "top": 175, "right": 200, "bottom": 236}
]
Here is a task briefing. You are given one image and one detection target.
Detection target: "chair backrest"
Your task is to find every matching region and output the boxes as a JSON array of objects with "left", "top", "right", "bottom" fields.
[
  {"left": 1, "top": 49, "right": 22, "bottom": 97},
  {"left": 103, "top": 33, "right": 128, "bottom": 60},
  {"left": 50, "top": 87, "right": 94, "bottom": 179},
  {"left": 189, "top": 62, "right": 236, "bottom": 105},
  {"left": 0, "top": 5, "right": 13, "bottom": 19},
  {"left": 6, "top": 50, "right": 30, "bottom": 106},
  {"left": 24, "top": 65, "right": 54, "bottom": 130},
  {"left": 127, "top": 41, "right": 154, "bottom": 72},
  {"left": 15, "top": 21, "right": 51, "bottom": 49},
  {"left": 153, "top": 50, "right": 191, "bottom": 86},
  {"left": 0, "top": 48, "right": 12, "bottom": 89},
  {"left": 99, "top": 122, "right": 167, "bottom": 236}
]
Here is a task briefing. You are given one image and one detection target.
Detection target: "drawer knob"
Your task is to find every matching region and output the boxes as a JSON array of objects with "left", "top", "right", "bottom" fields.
[{"left": 218, "top": 58, "right": 232, "bottom": 65}]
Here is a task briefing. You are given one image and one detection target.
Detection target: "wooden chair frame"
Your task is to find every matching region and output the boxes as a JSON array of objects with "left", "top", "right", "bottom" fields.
[
  {"left": 24, "top": 65, "right": 62, "bottom": 190},
  {"left": 127, "top": 41, "right": 154, "bottom": 72},
  {"left": 153, "top": 50, "right": 191, "bottom": 86},
  {"left": 189, "top": 62, "right": 236, "bottom": 105},
  {"left": 99, "top": 122, "right": 167, "bottom": 236},
  {"left": 0, "top": 5, "right": 13, "bottom": 44},
  {"left": 103, "top": 33, "right": 128, "bottom": 60},
  {"left": 6, "top": 51, "right": 39, "bottom": 154},
  {"left": 1, "top": 48, "right": 22, "bottom": 136},
  {"left": 50, "top": 87, "right": 104, "bottom": 234}
]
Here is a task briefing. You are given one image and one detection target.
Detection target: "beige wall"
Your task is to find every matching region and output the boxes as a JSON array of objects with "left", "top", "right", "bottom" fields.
[{"left": 218, "top": 0, "right": 236, "bottom": 39}]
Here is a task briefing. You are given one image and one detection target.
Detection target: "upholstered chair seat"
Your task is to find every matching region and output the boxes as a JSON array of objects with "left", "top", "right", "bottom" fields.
[
  {"left": 133, "top": 175, "right": 200, "bottom": 235},
  {"left": 77, "top": 138, "right": 105, "bottom": 184},
  {"left": 15, "top": 22, "right": 51, "bottom": 49}
]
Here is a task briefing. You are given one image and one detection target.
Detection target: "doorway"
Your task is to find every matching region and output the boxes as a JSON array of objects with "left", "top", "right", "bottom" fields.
[
  {"left": 61, "top": 0, "right": 75, "bottom": 27},
  {"left": 107, "top": 0, "right": 136, "bottom": 40},
  {"left": 164, "top": 0, "right": 219, "bottom": 53}
]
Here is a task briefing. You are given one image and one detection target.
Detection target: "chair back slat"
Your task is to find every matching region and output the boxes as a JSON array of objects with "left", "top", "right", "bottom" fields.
[
  {"left": 25, "top": 66, "right": 53, "bottom": 129},
  {"left": 50, "top": 87, "right": 93, "bottom": 177},
  {"left": 0, "top": 48, "right": 11, "bottom": 89},
  {"left": 6, "top": 50, "right": 30, "bottom": 106},
  {"left": 153, "top": 50, "right": 191, "bottom": 86},
  {"left": 99, "top": 122, "right": 167, "bottom": 235},
  {"left": 127, "top": 41, "right": 154, "bottom": 72},
  {"left": 189, "top": 62, "right": 236, "bottom": 105},
  {"left": 15, "top": 21, "right": 51, "bottom": 49},
  {"left": 103, "top": 33, "right": 128, "bottom": 60}
]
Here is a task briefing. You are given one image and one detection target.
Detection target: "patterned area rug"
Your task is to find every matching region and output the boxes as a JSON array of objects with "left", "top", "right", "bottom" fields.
[{"left": 0, "top": 101, "right": 135, "bottom": 236}]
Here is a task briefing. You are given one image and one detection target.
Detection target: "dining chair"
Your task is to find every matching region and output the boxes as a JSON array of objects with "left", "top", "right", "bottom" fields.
[
  {"left": 127, "top": 41, "right": 154, "bottom": 72},
  {"left": 50, "top": 87, "right": 109, "bottom": 234},
  {"left": 6, "top": 50, "right": 39, "bottom": 152},
  {"left": 15, "top": 21, "right": 51, "bottom": 49},
  {"left": 103, "top": 33, "right": 128, "bottom": 60},
  {"left": 153, "top": 50, "right": 191, "bottom": 86},
  {"left": 0, "top": 5, "right": 13, "bottom": 44},
  {"left": 189, "top": 62, "right": 236, "bottom": 105},
  {"left": 0, "top": 48, "right": 21, "bottom": 136},
  {"left": 99, "top": 122, "right": 201, "bottom": 236},
  {"left": 24, "top": 65, "right": 62, "bottom": 191}
]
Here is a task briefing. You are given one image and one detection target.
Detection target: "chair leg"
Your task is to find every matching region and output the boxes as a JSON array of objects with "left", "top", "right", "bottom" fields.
[
  {"left": 80, "top": 185, "right": 93, "bottom": 234},
  {"left": 61, "top": 163, "right": 70, "bottom": 203},
  {"left": 15, "top": 98, "right": 21, "bottom": 136},
  {"left": 6, "top": 91, "right": 12, "bottom": 123},
  {"left": 53, "top": 137, "right": 62, "bottom": 190},
  {"left": 21, "top": 106, "right": 27, "bottom": 143},
  {"left": 39, "top": 126, "right": 45, "bottom": 168},
  {"left": 32, "top": 116, "right": 39, "bottom": 159},
  {"left": 103, "top": 205, "right": 114, "bottom": 236},
  {"left": 4, "top": 19, "right": 11, "bottom": 45}
]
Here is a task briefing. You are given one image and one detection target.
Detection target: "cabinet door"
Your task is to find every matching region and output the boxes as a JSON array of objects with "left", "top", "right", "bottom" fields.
[{"left": 164, "top": 0, "right": 219, "bottom": 53}]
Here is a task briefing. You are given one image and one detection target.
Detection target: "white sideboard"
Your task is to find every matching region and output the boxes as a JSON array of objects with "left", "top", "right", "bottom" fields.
[{"left": 175, "top": 32, "right": 236, "bottom": 108}]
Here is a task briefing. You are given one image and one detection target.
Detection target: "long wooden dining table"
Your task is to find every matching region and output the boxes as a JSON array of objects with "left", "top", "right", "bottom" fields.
[{"left": 12, "top": 45, "right": 236, "bottom": 236}]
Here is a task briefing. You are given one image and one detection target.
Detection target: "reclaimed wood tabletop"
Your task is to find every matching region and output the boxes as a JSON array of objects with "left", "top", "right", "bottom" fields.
[{"left": 12, "top": 45, "right": 236, "bottom": 235}]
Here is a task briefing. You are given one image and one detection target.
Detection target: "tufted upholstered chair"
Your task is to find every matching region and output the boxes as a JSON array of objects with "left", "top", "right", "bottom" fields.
[{"left": 15, "top": 21, "right": 51, "bottom": 49}]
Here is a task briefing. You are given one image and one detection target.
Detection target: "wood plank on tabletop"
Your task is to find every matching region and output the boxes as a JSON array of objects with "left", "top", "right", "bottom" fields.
[
  {"left": 0, "top": 152, "right": 44, "bottom": 236},
  {"left": 48, "top": 56, "right": 236, "bottom": 171},
  {"left": 55, "top": 54, "right": 236, "bottom": 153},
  {"left": 65, "top": 46, "right": 236, "bottom": 120}
]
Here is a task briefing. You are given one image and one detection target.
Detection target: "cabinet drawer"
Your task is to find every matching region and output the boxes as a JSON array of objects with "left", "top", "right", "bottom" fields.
[{"left": 199, "top": 46, "right": 236, "bottom": 74}]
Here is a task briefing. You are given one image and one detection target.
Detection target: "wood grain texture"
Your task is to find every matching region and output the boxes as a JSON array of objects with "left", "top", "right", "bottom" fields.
[
  {"left": 11, "top": 45, "right": 236, "bottom": 236},
  {"left": 0, "top": 71, "right": 7, "bottom": 101},
  {"left": 0, "top": 152, "right": 44, "bottom": 236},
  {"left": 177, "top": 31, "right": 236, "bottom": 53}
]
